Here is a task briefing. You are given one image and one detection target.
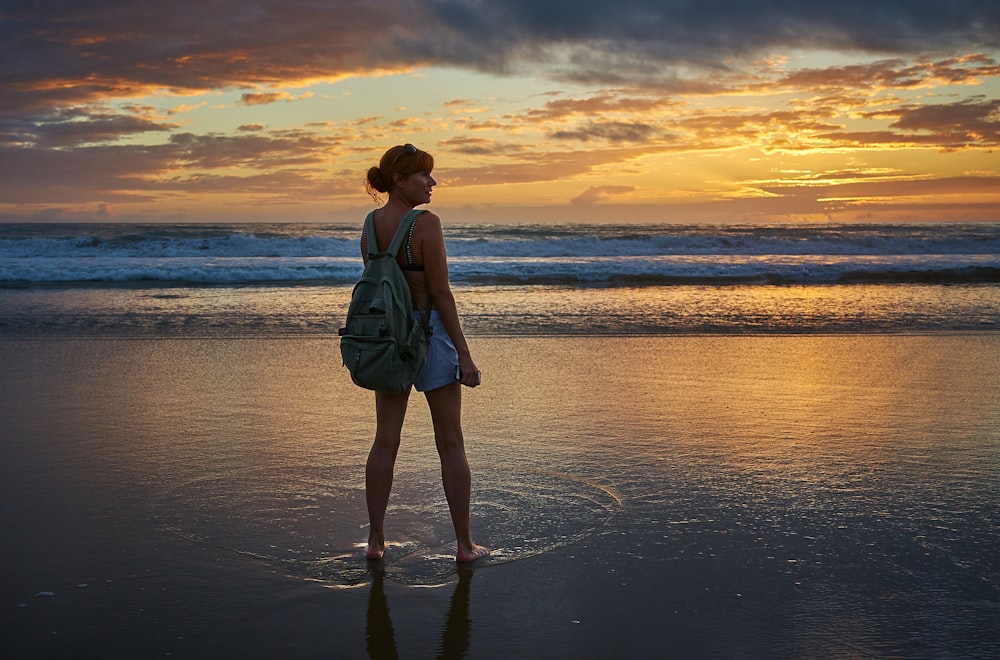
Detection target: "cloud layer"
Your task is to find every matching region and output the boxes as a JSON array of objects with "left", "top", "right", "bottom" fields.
[
  {"left": 428, "top": 0, "right": 1000, "bottom": 75},
  {"left": 2, "top": 0, "right": 999, "bottom": 221},
  {"left": 7, "top": 1, "right": 995, "bottom": 91}
]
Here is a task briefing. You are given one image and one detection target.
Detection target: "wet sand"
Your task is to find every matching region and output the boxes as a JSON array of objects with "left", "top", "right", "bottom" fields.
[{"left": 2, "top": 335, "right": 999, "bottom": 658}]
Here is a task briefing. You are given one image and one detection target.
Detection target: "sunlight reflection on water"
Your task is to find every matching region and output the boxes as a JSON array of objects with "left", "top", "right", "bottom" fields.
[
  {"left": 2, "top": 334, "right": 997, "bottom": 656},
  {"left": 2, "top": 282, "right": 999, "bottom": 336}
]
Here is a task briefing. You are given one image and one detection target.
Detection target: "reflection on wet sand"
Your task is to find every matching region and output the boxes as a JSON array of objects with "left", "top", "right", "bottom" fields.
[
  {"left": 366, "top": 564, "right": 473, "bottom": 660},
  {"left": 2, "top": 336, "right": 997, "bottom": 657}
]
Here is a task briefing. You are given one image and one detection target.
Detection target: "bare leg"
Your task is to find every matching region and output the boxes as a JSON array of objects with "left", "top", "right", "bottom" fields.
[
  {"left": 425, "top": 383, "right": 490, "bottom": 563},
  {"left": 366, "top": 389, "right": 409, "bottom": 560}
]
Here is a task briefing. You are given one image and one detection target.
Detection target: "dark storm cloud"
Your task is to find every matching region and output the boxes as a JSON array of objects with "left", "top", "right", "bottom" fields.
[
  {"left": 3, "top": 1, "right": 997, "bottom": 99},
  {"left": 2, "top": 107, "right": 179, "bottom": 148},
  {"left": 425, "top": 0, "right": 1000, "bottom": 74},
  {"left": 0, "top": 0, "right": 407, "bottom": 118},
  {"left": 1, "top": 1, "right": 996, "bottom": 122}
]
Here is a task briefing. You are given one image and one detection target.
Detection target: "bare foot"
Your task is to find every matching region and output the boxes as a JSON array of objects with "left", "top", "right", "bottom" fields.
[
  {"left": 365, "top": 540, "right": 386, "bottom": 561},
  {"left": 456, "top": 543, "right": 490, "bottom": 563}
]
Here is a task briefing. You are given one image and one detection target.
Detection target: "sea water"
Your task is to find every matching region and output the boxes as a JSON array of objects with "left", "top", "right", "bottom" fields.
[{"left": 1, "top": 222, "right": 999, "bottom": 336}]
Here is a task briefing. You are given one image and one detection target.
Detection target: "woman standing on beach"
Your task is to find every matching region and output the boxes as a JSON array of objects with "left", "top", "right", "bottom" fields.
[{"left": 361, "top": 144, "right": 490, "bottom": 564}]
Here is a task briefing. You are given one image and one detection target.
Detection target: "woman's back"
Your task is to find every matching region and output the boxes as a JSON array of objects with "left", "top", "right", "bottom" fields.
[{"left": 367, "top": 207, "right": 434, "bottom": 310}]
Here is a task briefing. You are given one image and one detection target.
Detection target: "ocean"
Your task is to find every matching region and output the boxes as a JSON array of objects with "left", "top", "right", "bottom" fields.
[{"left": 2, "top": 221, "right": 999, "bottom": 337}]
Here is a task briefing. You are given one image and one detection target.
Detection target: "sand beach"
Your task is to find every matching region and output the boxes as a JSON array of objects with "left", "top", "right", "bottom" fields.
[{"left": 2, "top": 334, "right": 998, "bottom": 658}]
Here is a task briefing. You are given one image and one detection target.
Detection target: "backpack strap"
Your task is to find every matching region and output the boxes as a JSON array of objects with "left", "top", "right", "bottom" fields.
[
  {"left": 362, "top": 209, "right": 434, "bottom": 334},
  {"left": 386, "top": 209, "right": 426, "bottom": 257},
  {"left": 392, "top": 210, "right": 433, "bottom": 335},
  {"left": 363, "top": 209, "right": 426, "bottom": 259}
]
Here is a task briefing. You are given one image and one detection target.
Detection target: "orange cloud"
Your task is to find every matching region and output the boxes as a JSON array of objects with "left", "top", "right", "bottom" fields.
[{"left": 239, "top": 90, "right": 314, "bottom": 105}]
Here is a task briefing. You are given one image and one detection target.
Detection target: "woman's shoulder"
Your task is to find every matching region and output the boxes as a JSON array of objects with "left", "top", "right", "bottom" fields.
[
  {"left": 416, "top": 208, "right": 440, "bottom": 223},
  {"left": 413, "top": 209, "right": 442, "bottom": 236}
]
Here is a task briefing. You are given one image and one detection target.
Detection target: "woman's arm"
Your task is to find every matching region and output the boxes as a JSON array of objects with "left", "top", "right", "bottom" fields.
[{"left": 419, "top": 213, "right": 480, "bottom": 386}]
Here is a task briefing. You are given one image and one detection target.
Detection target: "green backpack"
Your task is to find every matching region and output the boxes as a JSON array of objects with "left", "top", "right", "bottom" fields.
[{"left": 339, "top": 209, "right": 431, "bottom": 392}]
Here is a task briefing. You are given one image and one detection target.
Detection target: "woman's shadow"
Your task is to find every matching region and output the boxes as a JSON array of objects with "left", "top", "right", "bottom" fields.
[{"left": 366, "top": 563, "right": 474, "bottom": 659}]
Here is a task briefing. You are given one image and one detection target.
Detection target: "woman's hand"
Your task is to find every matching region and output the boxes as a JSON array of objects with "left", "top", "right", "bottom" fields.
[{"left": 457, "top": 356, "right": 481, "bottom": 387}]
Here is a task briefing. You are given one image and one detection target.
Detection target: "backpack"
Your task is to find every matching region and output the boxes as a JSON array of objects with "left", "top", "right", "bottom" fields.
[{"left": 338, "top": 209, "right": 431, "bottom": 392}]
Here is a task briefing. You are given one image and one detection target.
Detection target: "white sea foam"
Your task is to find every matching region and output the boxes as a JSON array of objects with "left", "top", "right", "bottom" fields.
[{"left": 1, "top": 222, "right": 998, "bottom": 285}]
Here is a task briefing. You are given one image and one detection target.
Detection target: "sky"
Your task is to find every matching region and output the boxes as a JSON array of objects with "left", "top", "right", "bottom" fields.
[{"left": 1, "top": 0, "right": 999, "bottom": 224}]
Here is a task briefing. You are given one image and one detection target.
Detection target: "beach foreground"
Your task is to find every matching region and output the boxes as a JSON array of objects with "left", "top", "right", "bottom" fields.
[{"left": 2, "top": 335, "right": 998, "bottom": 658}]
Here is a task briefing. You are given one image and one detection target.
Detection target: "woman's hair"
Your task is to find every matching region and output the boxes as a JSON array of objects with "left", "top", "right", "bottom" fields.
[{"left": 366, "top": 144, "right": 434, "bottom": 201}]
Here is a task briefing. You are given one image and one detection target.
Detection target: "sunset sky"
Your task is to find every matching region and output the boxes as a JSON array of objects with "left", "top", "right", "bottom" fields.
[{"left": 2, "top": 0, "right": 999, "bottom": 224}]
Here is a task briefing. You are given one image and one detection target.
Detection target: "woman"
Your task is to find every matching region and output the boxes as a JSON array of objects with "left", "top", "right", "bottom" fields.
[{"left": 361, "top": 144, "right": 490, "bottom": 563}]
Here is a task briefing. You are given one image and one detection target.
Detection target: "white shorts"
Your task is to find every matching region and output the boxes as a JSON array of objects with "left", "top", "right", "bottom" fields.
[{"left": 412, "top": 311, "right": 459, "bottom": 392}]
